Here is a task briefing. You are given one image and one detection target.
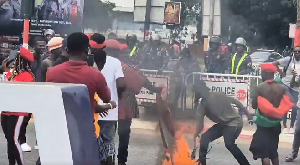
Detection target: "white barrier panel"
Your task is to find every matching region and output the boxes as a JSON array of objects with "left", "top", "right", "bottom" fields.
[
  {"left": 136, "top": 75, "right": 169, "bottom": 103},
  {"left": 136, "top": 69, "right": 172, "bottom": 103},
  {"left": 0, "top": 82, "right": 100, "bottom": 165},
  {"left": 204, "top": 80, "right": 248, "bottom": 107},
  {"left": 184, "top": 72, "right": 261, "bottom": 111}
]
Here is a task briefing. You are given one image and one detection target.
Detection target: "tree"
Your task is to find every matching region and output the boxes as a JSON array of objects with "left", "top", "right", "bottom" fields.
[
  {"left": 170, "top": 0, "right": 202, "bottom": 41},
  {"left": 224, "top": 0, "right": 296, "bottom": 48},
  {"left": 83, "top": 0, "right": 116, "bottom": 32}
]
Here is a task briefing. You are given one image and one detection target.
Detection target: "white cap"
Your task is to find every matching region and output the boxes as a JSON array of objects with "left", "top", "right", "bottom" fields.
[{"left": 45, "top": 29, "right": 55, "bottom": 36}]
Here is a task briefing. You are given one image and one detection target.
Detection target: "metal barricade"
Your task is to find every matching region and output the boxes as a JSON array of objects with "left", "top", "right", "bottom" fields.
[
  {"left": 137, "top": 69, "right": 184, "bottom": 109},
  {"left": 182, "top": 72, "right": 261, "bottom": 112}
]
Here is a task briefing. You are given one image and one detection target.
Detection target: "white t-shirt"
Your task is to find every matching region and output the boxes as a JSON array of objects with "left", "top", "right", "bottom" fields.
[
  {"left": 98, "top": 56, "right": 124, "bottom": 121},
  {"left": 278, "top": 56, "right": 300, "bottom": 88}
]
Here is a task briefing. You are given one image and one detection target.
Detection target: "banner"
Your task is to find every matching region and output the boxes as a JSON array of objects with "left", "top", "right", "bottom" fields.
[
  {"left": 0, "top": 0, "right": 85, "bottom": 40},
  {"left": 205, "top": 81, "right": 248, "bottom": 107},
  {"left": 163, "top": 2, "right": 181, "bottom": 25}
]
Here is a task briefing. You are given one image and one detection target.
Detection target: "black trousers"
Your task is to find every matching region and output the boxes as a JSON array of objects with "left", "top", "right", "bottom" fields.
[
  {"left": 1, "top": 114, "right": 25, "bottom": 165},
  {"left": 117, "top": 119, "right": 132, "bottom": 163},
  {"left": 19, "top": 114, "right": 31, "bottom": 144},
  {"left": 199, "top": 123, "right": 250, "bottom": 165}
]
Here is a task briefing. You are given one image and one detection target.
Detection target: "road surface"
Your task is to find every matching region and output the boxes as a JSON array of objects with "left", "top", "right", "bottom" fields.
[{"left": 0, "top": 123, "right": 298, "bottom": 165}]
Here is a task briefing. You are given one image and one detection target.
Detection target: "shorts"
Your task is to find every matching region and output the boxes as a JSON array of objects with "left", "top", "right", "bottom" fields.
[
  {"left": 249, "top": 124, "right": 281, "bottom": 159},
  {"left": 97, "top": 120, "right": 117, "bottom": 161}
]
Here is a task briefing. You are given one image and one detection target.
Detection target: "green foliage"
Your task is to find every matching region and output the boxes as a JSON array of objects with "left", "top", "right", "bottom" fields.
[
  {"left": 170, "top": 0, "right": 201, "bottom": 40},
  {"left": 83, "top": 0, "right": 116, "bottom": 32},
  {"left": 224, "top": 0, "right": 296, "bottom": 48}
]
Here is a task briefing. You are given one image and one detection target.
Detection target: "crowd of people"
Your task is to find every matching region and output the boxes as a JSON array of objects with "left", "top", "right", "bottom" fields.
[
  {"left": 205, "top": 36, "right": 253, "bottom": 75},
  {"left": 1, "top": 29, "right": 300, "bottom": 165},
  {"left": 0, "top": 31, "right": 165, "bottom": 165}
]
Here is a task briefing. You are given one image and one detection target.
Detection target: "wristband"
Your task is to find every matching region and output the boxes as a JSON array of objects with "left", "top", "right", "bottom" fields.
[{"left": 108, "top": 103, "right": 113, "bottom": 109}]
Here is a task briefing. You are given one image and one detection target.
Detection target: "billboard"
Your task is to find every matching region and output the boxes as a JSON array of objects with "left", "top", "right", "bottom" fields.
[
  {"left": 0, "top": 0, "right": 23, "bottom": 39},
  {"left": 0, "top": 0, "right": 85, "bottom": 41},
  {"left": 163, "top": 2, "right": 181, "bottom": 25}
]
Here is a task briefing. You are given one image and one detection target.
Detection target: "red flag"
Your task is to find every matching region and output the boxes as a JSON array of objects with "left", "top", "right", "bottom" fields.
[{"left": 295, "top": 27, "right": 300, "bottom": 48}]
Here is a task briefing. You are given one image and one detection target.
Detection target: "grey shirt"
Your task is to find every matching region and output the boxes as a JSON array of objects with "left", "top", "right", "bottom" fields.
[{"left": 198, "top": 92, "right": 243, "bottom": 127}]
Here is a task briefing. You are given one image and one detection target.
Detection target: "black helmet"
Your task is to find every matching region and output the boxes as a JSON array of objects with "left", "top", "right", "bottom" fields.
[{"left": 126, "top": 34, "right": 137, "bottom": 45}]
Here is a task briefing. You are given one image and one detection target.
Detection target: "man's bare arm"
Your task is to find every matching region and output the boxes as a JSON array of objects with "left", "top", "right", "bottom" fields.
[
  {"left": 230, "top": 97, "right": 252, "bottom": 119},
  {"left": 195, "top": 104, "right": 206, "bottom": 136}
]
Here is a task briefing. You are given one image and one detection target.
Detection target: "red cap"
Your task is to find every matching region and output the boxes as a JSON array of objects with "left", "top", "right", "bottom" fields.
[
  {"left": 90, "top": 40, "right": 106, "bottom": 49},
  {"left": 260, "top": 63, "right": 277, "bottom": 73},
  {"left": 20, "top": 47, "right": 34, "bottom": 62},
  {"left": 105, "top": 39, "right": 121, "bottom": 50}
]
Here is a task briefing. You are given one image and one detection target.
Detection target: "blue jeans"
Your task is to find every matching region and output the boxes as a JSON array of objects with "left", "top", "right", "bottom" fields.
[
  {"left": 98, "top": 120, "right": 117, "bottom": 161},
  {"left": 282, "top": 86, "right": 299, "bottom": 128}
]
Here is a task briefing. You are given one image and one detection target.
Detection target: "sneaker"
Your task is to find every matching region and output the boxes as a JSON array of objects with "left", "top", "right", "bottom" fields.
[
  {"left": 34, "top": 145, "right": 38, "bottom": 150},
  {"left": 290, "top": 127, "right": 295, "bottom": 134},
  {"left": 21, "top": 143, "right": 32, "bottom": 152},
  {"left": 282, "top": 128, "right": 289, "bottom": 134},
  {"left": 285, "top": 153, "right": 297, "bottom": 162}
]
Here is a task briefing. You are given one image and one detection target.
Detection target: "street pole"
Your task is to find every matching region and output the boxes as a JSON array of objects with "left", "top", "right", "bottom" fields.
[
  {"left": 295, "top": 0, "right": 300, "bottom": 48},
  {"left": 143, "top": 0, "right": 152, "bottom": 41},
  {"left": 209, "top": 0, "right": 215, "bottom": 39}
]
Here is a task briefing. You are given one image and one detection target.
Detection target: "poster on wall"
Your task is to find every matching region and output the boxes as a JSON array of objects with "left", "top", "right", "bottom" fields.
[
  {"left": 32, "top": 0, "right": 84, "bottom": 36},
  {"left": 163, "top": 2, "right": 181, "bottom": 25},
  {"left": 0, "top": 0, "right": 84, "bottom": 41},
  {"left": 0, "top": 0, "right": 23, "bottom": 40}
]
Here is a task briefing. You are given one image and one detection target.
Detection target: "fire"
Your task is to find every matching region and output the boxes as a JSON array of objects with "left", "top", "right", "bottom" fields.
[{"left": 162, "top": 128, "right": 198, "bottom": 165}]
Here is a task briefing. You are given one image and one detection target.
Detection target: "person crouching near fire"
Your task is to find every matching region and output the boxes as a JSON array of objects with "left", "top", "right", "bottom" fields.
[
  {"left": 250, "top": 63, "right": 294, "bottom": 165},
  {"left": 1, "top": 47, "right": 35, "bottom": 165}
]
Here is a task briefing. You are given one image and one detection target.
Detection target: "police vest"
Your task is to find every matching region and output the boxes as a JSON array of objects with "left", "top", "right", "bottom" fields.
[
  {"left": 231, "top": 53, "right": 248, "bottom": 74},
  {"left": 246, "top": 46, "right": 250, "bottom": 53},
  {"left": 129, "top": 46, "right": 138, "bottom": 57}
]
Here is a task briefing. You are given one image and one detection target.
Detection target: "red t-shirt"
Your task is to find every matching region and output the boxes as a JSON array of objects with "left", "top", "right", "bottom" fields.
[
  {"left": 2, "top": 72, "right": 34, "bottom": 116},
  {"left": 46, "top": 61, "right": 111, "bottom": 113}
]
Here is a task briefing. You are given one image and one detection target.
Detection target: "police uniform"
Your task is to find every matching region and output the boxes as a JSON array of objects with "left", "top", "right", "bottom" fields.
[{"left": 230, "top": 52, "right": 252, "bottom": 75}]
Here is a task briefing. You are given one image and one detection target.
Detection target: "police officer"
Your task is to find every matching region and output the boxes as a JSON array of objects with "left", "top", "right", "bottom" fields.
[
  {"left": 230, "top": 37, "right": 253, "bottom": 75},
  {"left": 125, "top": 34, "right": 141, "bottom": 67},
  {"left": 126, "top": 34, "right": 138, "bottom": 57},
  {"left": 205, "top": 36, "right": 224, "bottom": 73},
  {"left": 140, "top": 34, "right": 169, "bottom": 70}
]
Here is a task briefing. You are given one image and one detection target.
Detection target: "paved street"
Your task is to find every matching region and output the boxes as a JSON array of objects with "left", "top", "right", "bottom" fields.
[{"left": 0, "top": 123, "right": 298, "bottom": 165}]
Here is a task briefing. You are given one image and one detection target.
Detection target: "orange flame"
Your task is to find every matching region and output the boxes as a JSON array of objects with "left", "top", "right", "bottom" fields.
[{"left": 162, "top": 128, "right": 198, "bottom": 165}]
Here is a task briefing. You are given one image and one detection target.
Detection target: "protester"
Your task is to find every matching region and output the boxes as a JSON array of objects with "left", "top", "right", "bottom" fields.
[
  {"left": 1, "top": 47, "right": 35, "bottom": 165},
  {"left": 30, "top": 36, "right": 47, "bottom": 82},
  {"left": 54, "top": 39, "right": 69, "bottom": 66},
  {"left": 273, "top": 46, "right": 300, "bottom": 134},
  {"left": 102, "top": 39, "right": 162, "bottom": 164},
  {"left": 88, "top": 34, "right": 125, "bottom": 165},
  {"left": 46, "top": 32, "right": 111, "bottom": 110},
  {"left": 250, "top": 64, "right": 294, "bottom": 165},
  {"left": 193, "top": 80, "right": 252, "bottom": 165},
  {"left": 41, "top": 37, "right": 63, "bottom": 82}
]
